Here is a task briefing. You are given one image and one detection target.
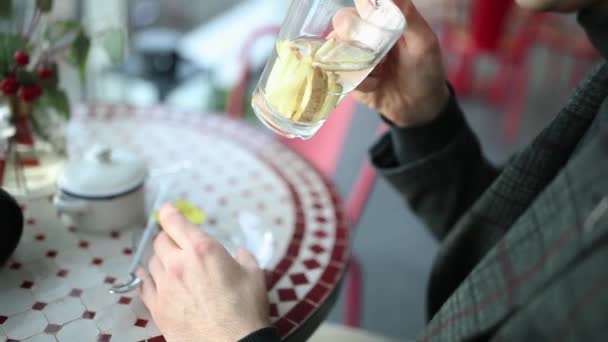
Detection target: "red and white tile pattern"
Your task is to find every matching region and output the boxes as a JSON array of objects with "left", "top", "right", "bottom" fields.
[{"left": 0, "top": 104, "right": 349, "bottom": 341}]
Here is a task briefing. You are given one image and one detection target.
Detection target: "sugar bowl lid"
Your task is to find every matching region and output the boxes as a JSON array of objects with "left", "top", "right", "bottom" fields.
[{"left": 58, "top": 146, "right": 148, "bottom": 198}]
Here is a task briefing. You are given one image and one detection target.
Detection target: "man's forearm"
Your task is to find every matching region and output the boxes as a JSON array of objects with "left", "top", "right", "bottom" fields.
[{"left": 371, "top": 86, "right": 499, "bottom": 239}]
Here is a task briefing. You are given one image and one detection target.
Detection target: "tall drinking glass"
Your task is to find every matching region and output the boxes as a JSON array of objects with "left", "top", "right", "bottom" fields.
[{"left": 251, "top": 0, "right": 406, "bottom": 139}]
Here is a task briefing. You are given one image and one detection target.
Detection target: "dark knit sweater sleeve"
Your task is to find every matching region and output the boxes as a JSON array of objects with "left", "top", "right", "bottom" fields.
[
  {"left": 238, "top": 327, "right": 280, "bottom": 342},
  {"left": 370, "top": 85, "right": 499, "bottom": 239}
]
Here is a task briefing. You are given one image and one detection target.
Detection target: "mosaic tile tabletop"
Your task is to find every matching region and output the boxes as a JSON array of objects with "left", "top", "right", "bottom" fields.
[{"left": 0, "top": 104, "right": 350, "bottom": 342}]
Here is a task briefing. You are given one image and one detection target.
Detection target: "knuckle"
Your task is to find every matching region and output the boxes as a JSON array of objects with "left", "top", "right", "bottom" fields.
[
  {"left": 192, "top": 237, "right": 217, "bottom": 257},
  {"left": 422, "top": 34, "right": 440, "bottom": 54},
  {"left": 165, "top": 255, "right": 184, "bottom": 279}
]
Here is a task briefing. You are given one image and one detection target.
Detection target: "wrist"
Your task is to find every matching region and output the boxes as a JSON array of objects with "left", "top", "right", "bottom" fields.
[
  {"left": 387, "top": 84, "right": 465, "bottom": 163},
  {"left": 392, "top": 83, "right": 451, "bottom": 128},
  {"left": 233, "top": 317, "right": 271, "bottom": 341}
]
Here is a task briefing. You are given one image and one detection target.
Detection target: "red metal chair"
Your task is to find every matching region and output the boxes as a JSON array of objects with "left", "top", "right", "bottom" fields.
[
  {"left": 530, "top": 14, "right": 600, "bottom": 90},
  {"left": 440, "top": 0, "right": 517, "bottom": 96},
  {"left": 438, "top": 1, "right": 600, "bottom": 142},
  {"left": 227, "top": 26, "right": 383, "bottom": 327},
  {"left": 483, "top": 12, "right": 599, "bottom": 140},
  {"left": 439, "top": 0, "right": 535, "bottom": 142}
]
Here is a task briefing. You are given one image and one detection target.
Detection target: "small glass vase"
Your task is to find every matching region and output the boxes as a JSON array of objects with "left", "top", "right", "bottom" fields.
[{"left": 1, "top": 97, "right": 66, "bottom": 200}]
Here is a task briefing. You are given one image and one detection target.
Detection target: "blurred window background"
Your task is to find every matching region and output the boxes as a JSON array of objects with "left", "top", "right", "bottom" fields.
[{"left": 81, "top": 0, "right": 289, "bottom": 119}]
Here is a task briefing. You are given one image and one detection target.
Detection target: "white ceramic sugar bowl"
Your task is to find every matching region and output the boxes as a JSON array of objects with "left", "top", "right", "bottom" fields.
[{"left": 53, "top": 146, "right": 148, "bottom": 233}]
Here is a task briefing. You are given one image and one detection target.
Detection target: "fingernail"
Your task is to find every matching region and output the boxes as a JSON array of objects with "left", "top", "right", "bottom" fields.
[
  {"left": 161, "top": 203, "right": 178, "bottom": 213},
  {"left": 159, "top": 203, "right": 178, "bottom": 221}
]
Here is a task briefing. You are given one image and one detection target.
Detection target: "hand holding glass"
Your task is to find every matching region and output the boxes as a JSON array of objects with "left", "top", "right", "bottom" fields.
[{"left": 252, "top": 0, "right": 406, "bottom": 139}]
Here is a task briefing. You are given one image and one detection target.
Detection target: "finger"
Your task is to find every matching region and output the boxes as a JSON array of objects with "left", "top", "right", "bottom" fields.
[
  {"left": 159, "top": 203, "right": 204, "bottom": 249},
  {"left": 148, "top": 254, "right": 165, "bottom": 287},
  {"left": 137, "top": 267, "right": 156, "bottom": 308},
  {"left": 391, "top": 0, "right": 435, "bottom": 48},
  {"left": 356, "top": 59, "right": 384, "bottom": 92},
  {"left": 234, "top": 247, "right": 259, "bottom": 270},
  {"left": 354, "top": 0, "right": 376, "bottom": 19},
  {"left": 336, "top": 0, "right": 432, "bottom": 48},
  {"left": 189, "top": 232, "right": 231, "bottom": 266},
  {"left": 325, "top": 31, "right": 338, "bottom": 40},
  {"left": 153, "top": 231, "right": 179, "bottom": 265},
  {"left": 356, "top": 76, "right": 380, "bottom": 92},
  {"left": 331, "top": 8, "right": 358, "bottom": 40},
  {"left": 334, "top": 1, "right": 434, "bottom": 57}
]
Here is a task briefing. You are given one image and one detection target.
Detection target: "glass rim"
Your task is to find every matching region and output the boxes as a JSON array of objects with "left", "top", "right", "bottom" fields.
[
  {"left": 289, "top": 0, "right": 408, "bottom": 38},
  {"left": 331, "top": 0, "right": 408, "bottom": 35},
  {"left": 356, "top": 13, "right": 407, "bottom": 36}
]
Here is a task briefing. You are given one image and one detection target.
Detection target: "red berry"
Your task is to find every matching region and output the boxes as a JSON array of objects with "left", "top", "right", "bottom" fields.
[
  {"left": 1, "top": 75, "right": 19, "bottom": 95},
  {"left": 37, "top": 66, "right": 53, "bottom": 80},
  {"left": 20, "top": 85, "right": 43, "bottom": 102},
  {"left": 14, "top": 51, "right": 30, "bottom": 67}
]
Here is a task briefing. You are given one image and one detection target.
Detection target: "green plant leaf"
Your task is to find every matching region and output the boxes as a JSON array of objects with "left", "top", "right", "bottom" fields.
[
  {"left": 100, "top": 28, "right": 124, "bottom": 65},
  {"left": 36, "top": 0, "right": 53, "bottom": 13},
  {"left": 31, "top": 103, "right": 52, "bottom": 142},
  {"left": 44, "top": 88, "right": 70, "bottom": 119},
  {"left": 0, "top": 33, "right": 26, "bottom": 75},
  {"left": 0, "top": 0, "right": 12, "bottom": 18},
  {"left": 67, "top": 29, "right": 90, "bottom": 81},
  {"left": 45, "top": 20, "right": 80, "bottom": 47}
]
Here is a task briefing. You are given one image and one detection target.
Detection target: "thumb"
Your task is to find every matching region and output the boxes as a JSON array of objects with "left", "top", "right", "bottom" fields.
[
  {"left": 392, "top": 0, "right": 436, "bottom": 49},
  {"left": 234, "top": 247, "right": 260, "bottom": 270}
]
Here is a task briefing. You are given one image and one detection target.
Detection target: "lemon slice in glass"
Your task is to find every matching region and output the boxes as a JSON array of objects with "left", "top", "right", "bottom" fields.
[{"left": 313, "top": 39, "right": 377, "bottom": 72}]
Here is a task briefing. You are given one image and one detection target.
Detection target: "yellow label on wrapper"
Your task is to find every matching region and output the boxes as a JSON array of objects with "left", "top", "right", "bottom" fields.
[{"left": 153, "top": 200, "right": 206, "bottom": 225}]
